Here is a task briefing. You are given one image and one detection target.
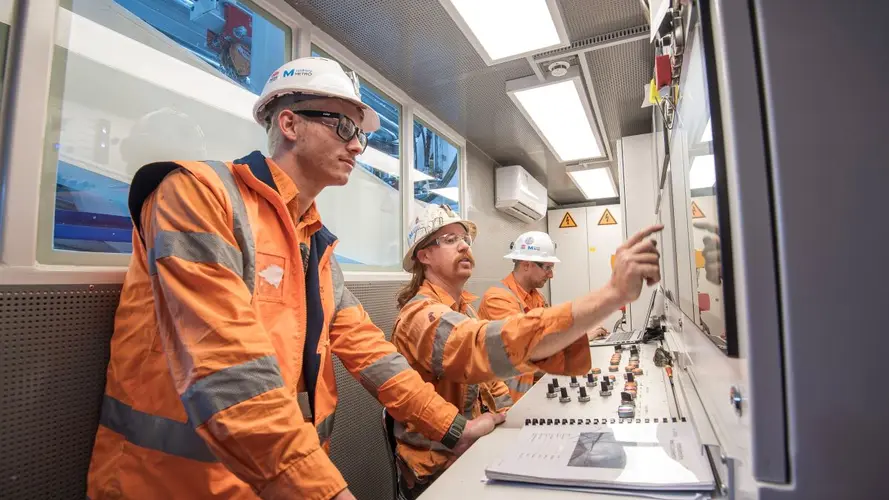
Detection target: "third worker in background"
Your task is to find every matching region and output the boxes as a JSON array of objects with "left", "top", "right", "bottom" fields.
[
  {"left": 390, "top": 204, "right": 663, "bottom": 498},
  {"left": 477, "top": 231, "right": 609, "bottom": 402}
]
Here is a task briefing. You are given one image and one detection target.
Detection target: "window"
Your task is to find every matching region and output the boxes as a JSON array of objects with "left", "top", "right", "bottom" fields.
[
  {"left": 311, "top": 44, "right": 402, "bottom": 269},
  {"left": 413, "top": 119, "right": 461, "bottom": 214},
  {"left": 40, "top": 0, "right": 290, "bottom": 262}
]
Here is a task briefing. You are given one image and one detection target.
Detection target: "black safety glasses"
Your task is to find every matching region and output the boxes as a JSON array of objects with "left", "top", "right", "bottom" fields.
[{"left": 294, "top": 110, "right": 368, "bottom": 152}]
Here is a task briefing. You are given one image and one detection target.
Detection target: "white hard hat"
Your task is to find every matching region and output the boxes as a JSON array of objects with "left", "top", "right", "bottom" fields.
[
  {"left": 504, "top": 231, "right": 560, "bottom": 263},
  {"left": 403, "top": 204, "right": 478, "bottom": 272},
  {"left": 253, "top": 57, "right": 381, "bottom": 132}
]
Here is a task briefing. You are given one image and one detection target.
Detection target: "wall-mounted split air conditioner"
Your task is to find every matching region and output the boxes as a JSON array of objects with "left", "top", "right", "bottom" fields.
[{"left": 495, "top": 165, "right": 547, "bottom": 223}]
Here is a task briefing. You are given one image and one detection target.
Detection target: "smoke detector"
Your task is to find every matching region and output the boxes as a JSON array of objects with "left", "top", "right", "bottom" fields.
[{"left": 547, "top": 61, "right": 570, "bottom": 77}]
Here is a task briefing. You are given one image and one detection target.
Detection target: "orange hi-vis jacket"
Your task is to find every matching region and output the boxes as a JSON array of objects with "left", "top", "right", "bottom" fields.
[
  {"left": 478, "top": 273, "right": 569, "bottom": 402},
  {"left": 87, "top": 151, "right": 465, "bottom": 500},
  {"left": 391, "top": 280, "right": 592, "bottom": 481}
]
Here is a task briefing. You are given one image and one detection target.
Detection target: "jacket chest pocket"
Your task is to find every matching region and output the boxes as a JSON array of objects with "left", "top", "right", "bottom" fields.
[{"left": 255, "top": 252, "right": 288, "bottom": 302}]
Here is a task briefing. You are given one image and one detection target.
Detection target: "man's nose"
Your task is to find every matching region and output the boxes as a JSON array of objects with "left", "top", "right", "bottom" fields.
[{"left": 345, "top": 135, "right": 363, "bottom": 155}]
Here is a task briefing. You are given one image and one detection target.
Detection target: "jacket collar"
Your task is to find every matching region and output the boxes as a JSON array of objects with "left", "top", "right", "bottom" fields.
[
  {"left": 503, "top": 272, "right": 545, "bottom": 308},
  {"left": 420, "top": 280, "right": 477, "bottom": 313}
]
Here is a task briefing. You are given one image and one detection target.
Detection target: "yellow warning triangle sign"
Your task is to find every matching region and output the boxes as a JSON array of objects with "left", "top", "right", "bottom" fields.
[
  {"left": 691, "top": 201, "right": 706, "bottom": 219},
  {"left": 598, "top": 209, "right": 617, "bottom": 226},
  {"left": 558, "top": 211, "right": 578, "bottom": 229}
]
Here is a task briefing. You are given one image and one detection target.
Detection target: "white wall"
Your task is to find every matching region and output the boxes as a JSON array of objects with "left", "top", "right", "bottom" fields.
[
  {"left": 618, "top": 133, "right": 659, "bottom": 329},
  {"left": 585, "top": 205, "right": 624, "bottom": 329}
]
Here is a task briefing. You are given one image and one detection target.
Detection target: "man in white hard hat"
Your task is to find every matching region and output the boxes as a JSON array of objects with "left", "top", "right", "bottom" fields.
[
  {"left": 477, "top": 231, "right": 609, "bottom": 402},
  {"left": 391, "top": 204, "right": 662, "bottom": 497},
  {"left": 88, "top": 57, "right": 497, "bottom": 500}
]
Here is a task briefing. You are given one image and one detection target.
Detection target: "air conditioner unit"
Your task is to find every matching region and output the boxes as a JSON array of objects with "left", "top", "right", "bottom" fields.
[{"left": 495, "top": 165, "right": 547, "bottom": 223}]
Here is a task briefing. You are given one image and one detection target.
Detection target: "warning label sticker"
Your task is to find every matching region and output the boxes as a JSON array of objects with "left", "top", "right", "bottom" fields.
[
  {"left": 598, "top": 209, "right": 617, "bottom": 226},
  {"left": 559, "top": 212, "right": 578, "bottom": 229}
]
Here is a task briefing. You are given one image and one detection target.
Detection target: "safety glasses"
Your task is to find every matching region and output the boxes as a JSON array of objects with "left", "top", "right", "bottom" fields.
[
  {"left": 534, "top": 261, "right": 555, "bottom": 273},
  {"left": 426, "top": 233, "right": 473, "bottom": 249},
  {"left": 294, "top": 110, "right": 368, "bottom": 152}
]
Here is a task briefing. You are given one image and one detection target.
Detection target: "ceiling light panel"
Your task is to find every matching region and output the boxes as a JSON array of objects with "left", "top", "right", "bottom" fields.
[
  {"left": 440, "top": 0, "right": 569, "bottom": 65},
  {"left": 567, "top": 166, "right": 617, "bottom": 200},
  {"left": 508, "top": 74, "right": 605, "bottom": 163}
]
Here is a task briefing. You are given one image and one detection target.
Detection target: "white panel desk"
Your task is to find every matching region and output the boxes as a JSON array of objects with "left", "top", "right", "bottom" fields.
[{"left": 419, "top": 341, "right": 686, "bottom": 499}]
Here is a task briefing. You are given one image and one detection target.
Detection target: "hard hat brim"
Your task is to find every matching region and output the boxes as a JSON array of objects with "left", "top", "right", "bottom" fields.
[
  {"left": 253, "top": 90, "right": 381, "bottom": 132},
  {"left": 402, "top": 220, "right": 478, "bottom": 272},
  {"left": 503, "top": 252, "right": 561, "bottom": 263}
]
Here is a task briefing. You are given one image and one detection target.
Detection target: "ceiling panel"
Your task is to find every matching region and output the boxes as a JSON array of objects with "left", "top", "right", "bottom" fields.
[
  {"left": 560, "top": 0, "right": 648, "bottom": 40},
  {"left": 285, "top": 0, "right": 653, "bottom": 204}
]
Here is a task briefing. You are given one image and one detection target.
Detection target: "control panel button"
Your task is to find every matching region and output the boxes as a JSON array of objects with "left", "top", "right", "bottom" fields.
[
  {"left": 569, "top": 376, "right": 579, "bottom": 388},
  {"left": 578, "top": 386, "right": 591, "bottom": 403},
  {"left": 546, "top": 383, "right": 557, "bottom": 398},
  {"left": 551, "top": 378, "right": 559, "bottom": 388},
  {"left": 591, "top": 368, "right": 602, "bottom": 375},
  {"left": 586, "top": 373, "right": 597, "bottom": 387},
  {"left": 559, "top": 387, "right": 572, "bottom": 403}
]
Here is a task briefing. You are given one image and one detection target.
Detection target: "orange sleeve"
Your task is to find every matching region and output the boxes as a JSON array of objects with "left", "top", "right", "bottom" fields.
[
  {"left": 394, "top": 297, "right": 585, "bottom": 385},
  {"left": 327, "top": 284, "right": 465, "bottom": 449},
  {"left": 479, "top": 379, "right": 513, "bottom": 413},
  {"left": 144, "top": 170, "right": 345, "bottom": 500},
  {"left": 479, "top": 290, "right": 591, "bottom": 377}
]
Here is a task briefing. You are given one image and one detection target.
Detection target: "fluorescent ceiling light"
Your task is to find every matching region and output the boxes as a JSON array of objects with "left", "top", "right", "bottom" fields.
[
  {"left": 567, "top": 166, "right": 616, "bottom": 200},
  {"left": 509, "top": 76, "right": 603, "bottom": 162},
  {"left": 441, "top": 0, "right": 568, "bottom": 64},
  {"left": 58, "top": 7, "right": 256, "bottom": 122},
  {"left": 701, "top": 119, "right": 713, "bottom": 143},
  {"left": 429, "top": 187, "right": 460, "bottom": 202},
  {"left": 689, "top": 155, "right": 716, "bottom": 189}
]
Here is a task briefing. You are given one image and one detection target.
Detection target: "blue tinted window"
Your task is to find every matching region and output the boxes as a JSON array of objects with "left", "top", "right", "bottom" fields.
[
  {"left": 413, "top": 121, "right": 460, "bottom": 213},
  {"left": 48, "top": 0, "right": 289, "bottom": 256}
]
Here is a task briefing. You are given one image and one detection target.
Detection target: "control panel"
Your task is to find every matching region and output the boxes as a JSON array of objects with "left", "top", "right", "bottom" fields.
[{"left": 503, "top": 342, "right": 679, "bottom": 428}]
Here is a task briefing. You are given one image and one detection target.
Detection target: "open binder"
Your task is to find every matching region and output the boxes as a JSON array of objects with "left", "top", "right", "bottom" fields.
[{"left": 485, "top": 421, "right": 715, "bottom": 493}]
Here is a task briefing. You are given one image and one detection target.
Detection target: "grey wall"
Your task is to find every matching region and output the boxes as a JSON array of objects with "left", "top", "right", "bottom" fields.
[{"left": 463, "top": 142, "right": 550, "bottom": 301}]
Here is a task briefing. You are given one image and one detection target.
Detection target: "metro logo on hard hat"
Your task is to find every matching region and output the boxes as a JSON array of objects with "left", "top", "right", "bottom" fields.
[{"left": 505, "top": 231, "right": 560, "bottom": 263}]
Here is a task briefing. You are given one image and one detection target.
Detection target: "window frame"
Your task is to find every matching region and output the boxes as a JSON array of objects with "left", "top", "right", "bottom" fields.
[{"left": 409, "top": 114, "right": 465, "bottom": 220}]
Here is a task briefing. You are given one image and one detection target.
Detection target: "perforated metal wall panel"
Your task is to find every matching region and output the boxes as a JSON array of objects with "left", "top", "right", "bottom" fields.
[
  {"left": 0, "top": 284, "right": 120, "bottom": 500},
  {"left": 328, "top": 280, "right": 405, "bottom": 500}
]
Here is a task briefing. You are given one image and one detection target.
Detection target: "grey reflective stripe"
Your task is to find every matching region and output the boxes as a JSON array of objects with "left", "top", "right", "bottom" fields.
[
  {"left": 493, "top": 392, "right": 513, "bottom": 410},
  {"left": 493, "top": 282, "right": 523, "bottom": 308},
  {"left": 463, "top": 384, "right": 479, "bottom": 418},
  {"left": 408, "top": 294, "right": 429, "bottom": 304},
  {"left": 465, "top": 305, "right": 478, "bottom": 319},
  {"left": 432, "top": 310, "right": 466, "bottom": 379},
  {"left": 393, "top": 421, "right": 450, "bottom": 452},
  {"left": 505, "top": 377, "right": 534, "bottom": 394},
  {"left": 317, "top": 412, "right": 335, "bottom": 443},
  {"left": 148, "top": 231, "right": 243, "bottom": 277},
  {"left": 204, "top": 160, "right": 256, "bottom": 295},
  {"left": 484, "top": 320, "right": 522, "bottom": 379},
  {"left": 99, "top": 395, "right": 218, "bottom": 463},
  {"left": 359, "top": 352, "right": 411, "bottom": 397},
  {"left": 181, "top": 355, "right": 284, "bottom": 426}
]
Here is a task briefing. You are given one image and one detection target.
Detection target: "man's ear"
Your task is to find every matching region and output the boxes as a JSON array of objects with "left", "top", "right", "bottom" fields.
[
  {"left": 416, "top": 247, "right": 431, "bottom": 266},
  {"left": 277, "top": 109, "right": 300, "bottom": 142}
]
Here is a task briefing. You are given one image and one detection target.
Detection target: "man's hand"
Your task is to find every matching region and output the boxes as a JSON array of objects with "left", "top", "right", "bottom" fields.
[
  {"left": 453, "top": 412, "right": 506, "bottom": 457},
  {"left": 693, "top": 221, "right": 722, "bottom": 285},
  {"left": 332, "top": 489, "right": 357, "bottom": 500},
  {"left": 608, "top": 225, "right": 664, "bottom": 304},
  {"left": 587, "top": 326, "right": 609, "bottom": 340}
]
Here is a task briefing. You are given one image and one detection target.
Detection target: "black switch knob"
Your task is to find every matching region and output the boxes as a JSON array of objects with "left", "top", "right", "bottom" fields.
[
  {"left": 586, "top": 373, "right": 596, "bottom": 386},
  {"left": 532, "top": 418, "right": 538, "bottom": 425},
  {"left": 554, "top": 419, "right": 560, "bottom": 425},
  {"left": 600, "top": 381, "right": 609, "bottom": 391},
  {"left": 614, "top": 345, "right": 622, "bottom": 352},
  {"left": 546, "top": 383, "right": 557, "bottom": 398},
  {"left": 570, "top": 376, "right": 579, "bottom": 387},
  {"left": 562, "top": 419, "right": 568, "bottom": 425},
  {"left": 552, "top": 378, "right": 559, "bottom": 388},
  {"left": 621, "top": 391, "right": 632, "bottom": 403},
  {"left": 525, "top": 418, "right": 531, "bottom": 425},
  {"left": 559, "top": 387, "right": 571, "bottom": 403},
  {"left": 547, "top": 418, "right": 553, "bottom": 424},
  {"left": 578, "top": 386, "right": 590, "bottom": 402},
  {"left": 627, "top": 373, "right": 635, "bottom": 383}
]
